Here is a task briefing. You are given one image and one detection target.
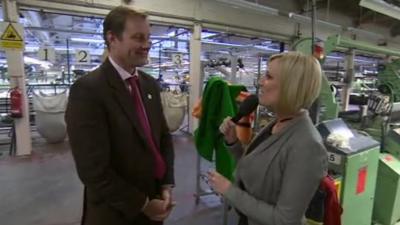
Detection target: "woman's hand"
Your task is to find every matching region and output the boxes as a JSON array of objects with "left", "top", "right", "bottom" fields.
[
  {"left": 207, "top": 170, "right": 232, "bottom": 194},
  {"left": 219, "top": 117, "right": 238, "bottom": 144}
]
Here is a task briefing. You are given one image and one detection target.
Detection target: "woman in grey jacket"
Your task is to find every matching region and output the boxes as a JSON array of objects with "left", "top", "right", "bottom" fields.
[{"left": 208, "top": 51, "right": 328, "bottom": 225}]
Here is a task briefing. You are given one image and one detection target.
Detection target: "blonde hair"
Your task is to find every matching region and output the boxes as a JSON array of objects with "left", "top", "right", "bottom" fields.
[{"left": 269, "top": 51, "right": 322, "bottom": 115}]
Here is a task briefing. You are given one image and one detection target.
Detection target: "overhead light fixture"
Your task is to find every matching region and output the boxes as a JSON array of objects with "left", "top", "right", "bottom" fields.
[
  {"left": 167, "top": 31, "right": 176, "bottom": 37},
  {"left": 253, "top": 45, "right": 281, "bottom": 52},
  {"left": 215, "top": 0, "right": 279, "bottom": 16},
  {"left": 202, "top": 40, "right": 247, "bottom": 48},
  {"left": 288, "top": 12, "right": 343, "bottom": 31},
  {"left": 71, "top": 38, "right": 104, "bottom": 44},
  {"left": 55, "top": 47, "right": 70, "bottom": 51},
  {"left": 23, "top": 56, "right": 53, "bottom": 69},
  {"left": 151, "top": 35, "right": 172, "bottom": 40},
  {"left": 25, "top": 46, "right": 39, "bottom": 52},
  {"left": 202, "top": 32, "right": 219, "bottom": 39},
  {"left": 0, "top": 56, "right": 52, "bottom": 68},
  {"left": 360, "top": 0, "right": 400, "bottom": 21}
]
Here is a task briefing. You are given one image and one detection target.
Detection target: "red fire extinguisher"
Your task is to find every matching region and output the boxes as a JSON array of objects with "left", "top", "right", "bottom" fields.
[{"left": 10, "top": 87, "right": 23, "bottom": 118}]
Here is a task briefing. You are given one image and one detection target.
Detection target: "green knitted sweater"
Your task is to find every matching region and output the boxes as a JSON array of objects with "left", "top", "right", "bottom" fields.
[{"left": 194, "top": 77, "right": 246, "bottom": 181}]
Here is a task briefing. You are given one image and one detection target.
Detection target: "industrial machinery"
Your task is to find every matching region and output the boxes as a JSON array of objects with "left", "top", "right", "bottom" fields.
[
  {"left": 317, "top": 118, "right": 380, "bottom": 225},
  {"left": 374, "top": 152, "right": 400, "bottom": 225},
  {"left": 294, "top": 35, "right": 400, "bottom": 225},
  {"left": 374, "top": 125, "right": 400, "bottom": 225},
  {"left": 292, "top": 37, "right": 339, "bottom": 122}
]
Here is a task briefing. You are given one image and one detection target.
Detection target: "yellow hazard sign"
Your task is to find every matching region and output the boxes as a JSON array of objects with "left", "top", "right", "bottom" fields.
[{"left": 0, "top": 22, "right": 24, "bottom": 50}]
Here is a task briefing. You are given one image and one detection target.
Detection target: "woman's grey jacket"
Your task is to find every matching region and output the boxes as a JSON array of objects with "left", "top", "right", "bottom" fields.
[{"left": 224, "top": 111, "right": 328, "bottom": 225}]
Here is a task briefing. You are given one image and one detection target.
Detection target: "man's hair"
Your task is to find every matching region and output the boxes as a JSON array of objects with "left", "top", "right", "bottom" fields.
[
  {"left": 269, "top": 51, "right": 322, "bottom": 115},
  {"left": 103, "top": 6, "right": 147, "bottom": 48}
]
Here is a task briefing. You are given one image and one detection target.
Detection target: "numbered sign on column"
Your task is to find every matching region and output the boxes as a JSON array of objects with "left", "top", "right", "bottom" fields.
[
  {"left": 172, "top": 53, "right": 183, "bottom": 66},
  {"left": 76, "top": 50, "right": 91, "bottom": 64},
  {"left": 38, "top": 46, "right": 56, "bottom": 63}
]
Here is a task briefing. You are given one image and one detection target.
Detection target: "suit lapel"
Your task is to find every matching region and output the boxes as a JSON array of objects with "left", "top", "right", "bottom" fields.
[{"left": 103, "top": 59, "right": 147, "bottom": 142}]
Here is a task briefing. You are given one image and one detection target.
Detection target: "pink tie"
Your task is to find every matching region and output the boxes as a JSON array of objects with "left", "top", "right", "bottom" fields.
[{"left": 127, "top": 76, "right": 166, "bottom": 180}]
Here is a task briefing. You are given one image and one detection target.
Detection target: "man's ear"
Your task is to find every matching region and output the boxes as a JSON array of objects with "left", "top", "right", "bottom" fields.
[{"left": 106, "top": 31, "right": 115, "bottom": 46}]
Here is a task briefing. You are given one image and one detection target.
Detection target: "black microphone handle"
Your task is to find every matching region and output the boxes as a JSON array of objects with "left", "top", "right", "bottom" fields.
[{"left": 231, "top": 114, "right": 243, "bottom": 123}]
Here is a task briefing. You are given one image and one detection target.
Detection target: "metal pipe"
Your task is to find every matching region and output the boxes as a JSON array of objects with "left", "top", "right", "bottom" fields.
[
  {"left": 26, "top": 26, "right": 101, "bottom": 35},
  {"left": 158, "top": 42, "right": 162, "bottom": 79},
  {"left": 18, "top": 0, "right": 291, "bottom": 42},
  {"left": 342, "top": 49, "right": 355, "bottom": 111},
  {"left": 66, "top": 38, "right": 71, "bottom": 83},
  {"left": 254, "top": 56, "right": 262, "bottom": 132},
  {"left": 311, "top": 0, "right": 317, "bottom": 54},
  {"left": 327, "top": 35, "right": 400, "bottom": 57},
  {"left": 326, "top": 0, "right": 330, "bottom": 21},
  {"left": 230, "top": 55, "right": 238, "bottom": 83},
  {"left": 279, "top": 42, "right": 285, "bottom": 53},
  {"left": 215, "top": 0, "right": 279, "bottom": 16},
  {"left": 21, "top": 0, "right": 116, "bottom": 10}
]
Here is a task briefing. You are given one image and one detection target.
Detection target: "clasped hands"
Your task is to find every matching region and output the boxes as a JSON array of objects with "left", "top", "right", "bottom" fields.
[{"left": 143, "top": 187, "right": 176, "bottom": 221}]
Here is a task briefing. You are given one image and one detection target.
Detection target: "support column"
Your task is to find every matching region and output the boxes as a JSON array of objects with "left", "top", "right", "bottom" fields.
[
  {"left": 342, "top": 49, "right": 355, "bottom": 111},
  {"left": 3, "top": 0, "right": 32, "bottom": 156},
  {"left": 230, "top": 55, "right": 237, "bottom": 83},
  {"left": 189, "top": 23, "right": 202, "bottom": 133}
]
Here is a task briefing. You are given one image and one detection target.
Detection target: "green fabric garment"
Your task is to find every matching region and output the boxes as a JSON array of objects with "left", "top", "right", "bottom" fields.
[{"left": 194, "top": 77, "right": 246, "bottom": 181}]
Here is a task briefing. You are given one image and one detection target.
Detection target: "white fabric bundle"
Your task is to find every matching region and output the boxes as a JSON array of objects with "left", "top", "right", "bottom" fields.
[
  {"left": 327, "top": 132, "right": 351, "bottom": 149},
  {"left": 33, "top": 91, "right": 68, "bottom": 143},
  {"left": 160, "top": 91, "right": 187, "bottom": 132}
]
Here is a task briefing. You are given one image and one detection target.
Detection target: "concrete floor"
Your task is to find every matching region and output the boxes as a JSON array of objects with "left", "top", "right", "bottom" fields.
[{"left": 0, "top": 131, "right": 238, "bottom": 225}]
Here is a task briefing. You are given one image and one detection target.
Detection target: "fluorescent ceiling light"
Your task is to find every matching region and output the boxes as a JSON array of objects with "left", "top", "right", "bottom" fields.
[
  {"left": 216, "top": 0, "right": 279, "bottom": 16},
  {"left": 202, "top": 32, "right": 219, "bottom": 39},
  {"left": 24, "top": 56, "right": 53, "bottom": 66},
  {"left": 202, "top": 40, "right": 247, "bottom": 48},
  {"left": 71, "top": 38, "right": 104, "bottom": 44},
  {"left": 150, "top": 36, "right": 189, "bottom": 42},
  {"left": 151, "top": 35, "right": 170, "bottom": 39},
  {"left": 360, "top": 0, "right": 400, "bottom": 20},
  {"left": 25, "top": 46, "right": 70, "bottom": 52},
  {"left": 253, "top": 45, "right": 281, "bottom": 52},
  {"left": 25, "top": 46, "right": 39, "bottom": 52},
  {"left": 54, "top": 47, "right": 70, "bottom": 51},
  {"left": 167, "top": 31, "right": 176, "bottom": 37}
]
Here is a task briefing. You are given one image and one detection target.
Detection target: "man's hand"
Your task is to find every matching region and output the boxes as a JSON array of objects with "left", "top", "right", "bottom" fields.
[
  {"left": 161, "top": 186, "right": 172, "bottom": 209},
  {"left": 143, "top": 199, "right": 168, "bottom": 221},
  {"left": 143, "top": 187, "right": 176, "bottom": 221}
]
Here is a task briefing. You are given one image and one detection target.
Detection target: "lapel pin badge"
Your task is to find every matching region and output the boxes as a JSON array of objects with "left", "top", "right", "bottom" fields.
[{"left": 147, "top": 94, "right": 152, "bottom": 99}]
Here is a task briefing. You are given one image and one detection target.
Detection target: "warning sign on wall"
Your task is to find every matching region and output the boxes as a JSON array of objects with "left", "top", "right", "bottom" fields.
[{"left": 0, "top": 22, "right": 24, "bottom": 50}]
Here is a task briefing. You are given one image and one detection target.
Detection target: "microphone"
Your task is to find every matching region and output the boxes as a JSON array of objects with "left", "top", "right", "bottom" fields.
[{"left": 231, "top": 94, "right": 259, "bottom": 123}]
